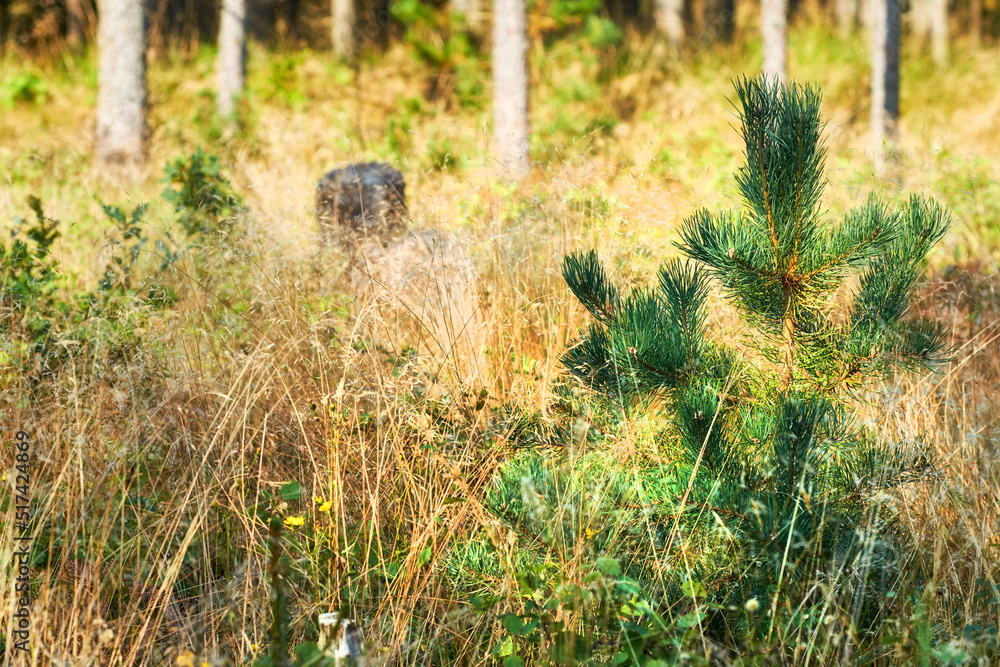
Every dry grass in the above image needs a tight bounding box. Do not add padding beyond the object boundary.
[1,20,999,666]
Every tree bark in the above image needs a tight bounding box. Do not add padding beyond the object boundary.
[910,0,931,49]
[452,0,483,29]
[969,0,980,47]
[217,0,246,119]
[717,0,735,42]
[67,0,88,46]
[870,0,899,171]
[96,0,147,165]
[493,0,530,177]
[279,0,299,42]
[836,0,857,36]
[654,0,685,46]
[762,0,788,84]
[332,0,355,60]
[929,0,947,66]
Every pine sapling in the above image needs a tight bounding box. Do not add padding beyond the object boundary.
[470,76,952,658]
[560,75,949,626]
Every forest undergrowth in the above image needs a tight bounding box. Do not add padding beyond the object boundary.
[1,20,999,667]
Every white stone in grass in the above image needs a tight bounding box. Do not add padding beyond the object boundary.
[318,613,364,664]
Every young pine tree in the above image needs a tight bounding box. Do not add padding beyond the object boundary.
[465,76,951,658]
[567,73,948,616]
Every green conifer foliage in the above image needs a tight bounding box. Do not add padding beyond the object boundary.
[564,74,949,577]
[469,76,952,658]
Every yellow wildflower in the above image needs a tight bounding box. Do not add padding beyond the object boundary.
[284,515,305,527]
[318,501,332,513]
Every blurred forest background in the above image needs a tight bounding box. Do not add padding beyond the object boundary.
[1,0,999,665]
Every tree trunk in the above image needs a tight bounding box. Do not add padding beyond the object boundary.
[452,0,483,29]
[217,0,246,119]
[836,0,857,36]
[96,0,147,165]
[969,0,980,47]
[67,0,88,46]
[331,0,354,60]
[910,0,931,48]
[762,0,788,84]
[493,0,530,177]
[718,0,735,42]
[0,1,8,55]
[279,0,299,42]
[870,0,899,170]
[654,0,685,46]
[929,0,947,66]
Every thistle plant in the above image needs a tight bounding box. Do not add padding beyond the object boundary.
[468,76,952,660]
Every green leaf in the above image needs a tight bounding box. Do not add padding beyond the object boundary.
[503,657,526,667]
[596,556,620,577]
[418,546,433,566]
[501,615,539,637]
[292,642,321,662]
[279,481,303,501]
[677,611,705,628]
[493,636,514,657]
[681,579,706,598]
[615,579,641,596]
[502,614,526,635]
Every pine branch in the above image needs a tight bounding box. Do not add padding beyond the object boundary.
[733,76,826,273]
[486,76,956,643]
[677,208,789,331]
[563,250,620,323]
[562,323,623,393]
[899,195,950,260]
[802,194,899,288]
[880,316,951,373]
[657,259,710,358]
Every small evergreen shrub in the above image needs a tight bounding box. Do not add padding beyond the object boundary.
[0,162,231,376]
[97,202,179,309]
[472,76,952,662]
[162,147,243,239]
[2,196,61,312]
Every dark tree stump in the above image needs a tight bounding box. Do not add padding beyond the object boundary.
[316,162,407,243]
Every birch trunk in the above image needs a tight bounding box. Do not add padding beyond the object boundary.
[217,0,246,119]
[96,0,147,164]
[654,0,684,46]
[910,0,931,48]
[331,0,354,60]
[493,0,530,177]
[870,0,899,170]
[452,0,483,29]
[929,0,947,66]
[761,0,788,84]
[836,0,857,36]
